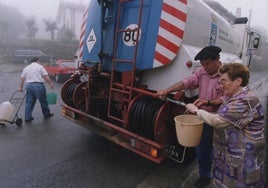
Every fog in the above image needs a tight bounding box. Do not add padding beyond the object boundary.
[217,0,268,32]
[0,0,267,32]
[0,0,87,20]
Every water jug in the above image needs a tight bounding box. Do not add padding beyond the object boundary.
[0,101,14,121]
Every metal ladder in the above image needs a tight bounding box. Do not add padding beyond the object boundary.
[107,0,144,126]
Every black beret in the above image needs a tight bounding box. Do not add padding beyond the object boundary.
[194,46,222,61]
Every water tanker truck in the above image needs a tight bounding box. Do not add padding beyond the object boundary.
[60,0,260,163]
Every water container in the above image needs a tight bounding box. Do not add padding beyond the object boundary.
[174,115,204,147]
[0,101,14,121]
[46,93,57,105]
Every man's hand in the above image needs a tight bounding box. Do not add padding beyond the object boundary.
[156,89,168,98]
[50,82,54,90]
[18,86,23,92]
[193,99,209,107]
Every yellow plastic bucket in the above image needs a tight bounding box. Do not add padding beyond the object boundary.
[46,93,57,105]
[174,115,204,147]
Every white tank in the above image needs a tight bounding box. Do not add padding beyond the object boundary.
[0,101,14,121]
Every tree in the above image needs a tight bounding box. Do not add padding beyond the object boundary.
[57,27,77,42]
[26,17,38,39]
[43,19,58,40]
[0,4,25,44]
[0,19,9,43]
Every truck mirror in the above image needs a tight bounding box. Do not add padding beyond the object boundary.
[253,37,260,49]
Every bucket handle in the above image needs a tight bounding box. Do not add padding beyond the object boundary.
[179,110,190,125]
[47,88,56,94]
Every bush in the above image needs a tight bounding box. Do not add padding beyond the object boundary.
[3,39,79,61]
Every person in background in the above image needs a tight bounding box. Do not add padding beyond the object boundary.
[18,57,54,122]
[186,63,265,187]
[157,46,224,188]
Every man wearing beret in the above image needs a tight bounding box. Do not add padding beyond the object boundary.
[157,46,224,188]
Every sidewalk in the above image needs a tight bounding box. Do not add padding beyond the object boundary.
[181,160,210,188]
[0,61,24,74]
[181,70,268,188]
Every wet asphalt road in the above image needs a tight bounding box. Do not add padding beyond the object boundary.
[0,65,196,188]
[0,63,267,188]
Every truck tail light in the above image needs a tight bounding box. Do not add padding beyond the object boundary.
[130,138,158,158]
[150,147,158,158]
[186,61,193,68]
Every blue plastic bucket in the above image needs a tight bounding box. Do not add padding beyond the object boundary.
[46,93,57,105]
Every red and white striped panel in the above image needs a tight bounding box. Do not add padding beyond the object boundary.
[153,0,187,68]
[78,6,89,59]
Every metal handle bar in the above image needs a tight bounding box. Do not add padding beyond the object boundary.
[164,97,186,107]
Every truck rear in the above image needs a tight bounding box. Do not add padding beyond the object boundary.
[60,0,260,163]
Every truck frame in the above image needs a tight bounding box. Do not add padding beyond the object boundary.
[60,0,260,163]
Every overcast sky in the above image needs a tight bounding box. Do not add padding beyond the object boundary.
[0,0,87,20]
[0,0,267,31]
[217,0,268,31]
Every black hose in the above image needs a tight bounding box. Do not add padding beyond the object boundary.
[128,95,165,140]
[63,83,79,107]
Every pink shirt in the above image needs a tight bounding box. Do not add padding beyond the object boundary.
[182,68,223,112]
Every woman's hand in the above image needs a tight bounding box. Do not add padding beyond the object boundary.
[186,103,198,114]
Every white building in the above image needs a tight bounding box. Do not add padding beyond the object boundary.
[56,1,87,40]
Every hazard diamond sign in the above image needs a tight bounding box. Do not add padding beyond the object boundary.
[86,29,97,53]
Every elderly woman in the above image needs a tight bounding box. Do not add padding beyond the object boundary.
[186,63,265,187]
